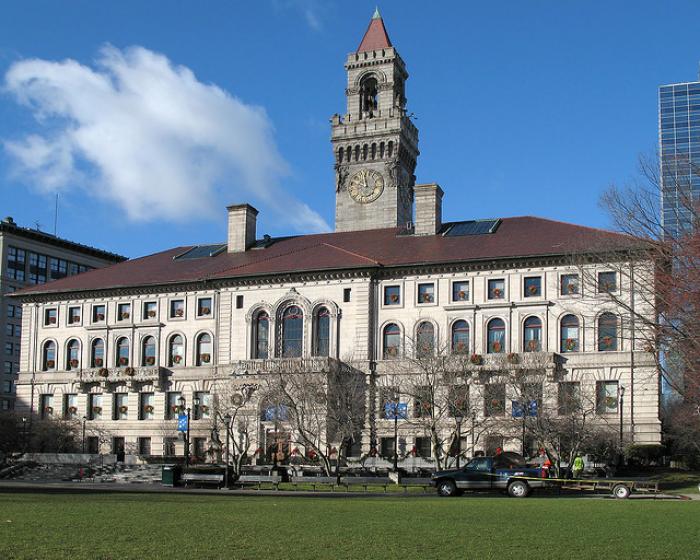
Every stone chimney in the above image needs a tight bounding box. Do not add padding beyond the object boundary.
[227,204,258,253]
[414,183,443,235]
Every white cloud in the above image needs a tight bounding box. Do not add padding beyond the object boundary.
[3,45,329,232]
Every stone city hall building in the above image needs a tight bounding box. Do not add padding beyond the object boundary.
[12,12,661,463]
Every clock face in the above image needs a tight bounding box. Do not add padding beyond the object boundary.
[348,169,384,204]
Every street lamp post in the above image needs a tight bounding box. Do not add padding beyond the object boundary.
[21,417,27,454]
[223,413,232,488]
[392,394,401,472]
[455,413,464,468]
[81,416,87,453]
[618,386,626,466]
[179,396,198,467]
[470,411,476,459]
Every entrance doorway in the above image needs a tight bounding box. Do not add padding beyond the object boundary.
[113,437,125,462]
[265,429,290,464]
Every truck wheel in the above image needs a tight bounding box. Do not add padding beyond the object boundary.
[436,479,457,497]
[612,484,630,499]
[507,480,530,498]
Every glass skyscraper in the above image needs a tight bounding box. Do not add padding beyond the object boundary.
[659,80,700,237]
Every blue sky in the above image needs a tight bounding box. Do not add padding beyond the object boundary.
[1,0,700,258]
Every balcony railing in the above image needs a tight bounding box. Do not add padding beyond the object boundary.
[229,357,339,376]
[78,366,164,388]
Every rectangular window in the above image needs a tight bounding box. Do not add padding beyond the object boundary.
[117,303,131,321]
[114,393,128,420]
[558,382,581,416]
[69,262,79,276]
[560,274,580,295]
[89,394,103,421]
[40,394,54,419]
[380,437,396,459]
[484,384,506,417]
[193,437,206,459]
[164,437,177,456]
[598,271,617,293]
[140,392,155,420]
[236,295,244,309]
[64,394,77,419]
[596,381,619,414]
[415,436,432,458]
[194,392,211,420]
[92,304,106,323]
[138,437,152,456]
[2,380,12,393]
[5,343,13,356]
[143,301,158,320]
[87,437,99,454]
[68,306,81,324]
[3,362,12,374]
[44,308,57,326]
[383,285,401,306]
[6,304,15,318]
[6,246,26,281]
[5,324,13,337]
[452,281,469,302]
[448,385,470,417]
[166,392,182,420]
[487,279,505,300]
[170,299,185,318]
[524,276,541,297]
[343,288,351,303]
[413,387,432,418]
[417,282,435,304]
[197,297,213,317]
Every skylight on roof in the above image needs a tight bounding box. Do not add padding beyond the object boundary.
[173,244,227,260]
[443,219,501,237]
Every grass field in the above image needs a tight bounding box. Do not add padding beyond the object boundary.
[1,492,699,560]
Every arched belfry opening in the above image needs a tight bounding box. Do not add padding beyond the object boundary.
[360,76,379,118]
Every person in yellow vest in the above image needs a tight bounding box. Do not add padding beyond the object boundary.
[572,455,585,479]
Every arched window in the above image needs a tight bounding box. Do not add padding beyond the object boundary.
[451,320,469,354]
[487,318,506,353]
[196,333,213,365]
[383,323,400,359]
[379,141,385,159]
[337,147,344,164]
[142,336,156,366]
[416,322,435,358]
[314,307,330,357]
[169,335,184,366]
[371,143,377,160]
[42,340,56,371]
[388,140,394,158]
[91,338,104,367]
[281,306,304,357]
[66,339,80,370]
[255,311,269,359]
[523,317,542,352]
[598,313,618,351]
[360,76,378,117]
[116,337,129,367]
[345,146,351,163]
[354,145,360,161]
[560,315,580,353]
[362,144,368,160]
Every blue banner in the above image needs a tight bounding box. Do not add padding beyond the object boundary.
[512,400,538,418]
[384,402,408,420]
[177,413,188,432]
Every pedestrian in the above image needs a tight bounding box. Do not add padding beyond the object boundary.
[572,455,585,479]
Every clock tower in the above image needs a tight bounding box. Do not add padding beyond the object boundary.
[331,9,419,232]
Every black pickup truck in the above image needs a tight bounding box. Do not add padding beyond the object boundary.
[431,454,547,497]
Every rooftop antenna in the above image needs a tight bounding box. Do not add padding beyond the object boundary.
[53,193,59,236]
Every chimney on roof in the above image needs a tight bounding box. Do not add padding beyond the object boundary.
[414,183,443,236]
[227,204,258,253]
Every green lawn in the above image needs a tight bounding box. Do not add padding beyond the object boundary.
[1,493,699,560]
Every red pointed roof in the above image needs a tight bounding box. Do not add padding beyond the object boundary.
[357,10,392,52]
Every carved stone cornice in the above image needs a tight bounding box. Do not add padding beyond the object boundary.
[78,366,166,390]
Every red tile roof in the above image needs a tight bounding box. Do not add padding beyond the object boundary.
[12,217,635,297]
[357,12,392,52]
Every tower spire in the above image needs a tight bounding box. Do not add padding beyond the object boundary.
[357,8,392,52]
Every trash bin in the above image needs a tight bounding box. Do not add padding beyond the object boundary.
[162,465,181,487]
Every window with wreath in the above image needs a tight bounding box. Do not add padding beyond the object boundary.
[115,337,129,367]
[64,394,78,419]
[484,384,506,416]
[255,311,269,359]
[523,316,542,352]
[383,323,400,359]
[560,315,580,353]
[281,306,303,358]
[451,320,469,354]
[169,335,184,366]
[596,381,619,414]
[314,307,330,357]
[140,392,155,420]
[414,386,433,418]
[66,339,80,370]
[91,338,105,367]
[597,271,617,294]
[598,313,618,351]
[487,318,505,353]
[448,385,470,417]
[488,279,505,300]
[558,382,581,416]
[142,336,156,366]
[417,283,435,304]
[524,276,541,298]
[415,322,435,358]
[560,273,579,296]
[42,340,56,371]
[196,333,213,365]
[114,393,128,420]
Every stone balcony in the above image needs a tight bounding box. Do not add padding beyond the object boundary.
[227,357,340,376]
[77,366,166,390]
